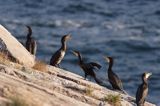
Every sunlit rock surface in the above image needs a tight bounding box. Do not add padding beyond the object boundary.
[0,24,155,106]
[0,63,155,106]
[0,25,35,67]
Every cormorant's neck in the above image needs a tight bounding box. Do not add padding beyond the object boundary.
[27,35,31,39]
[78,54,83,64]
[108,61,113,71]
[61,40,67,51]
[27,30,32,39]
[143,78,148,85]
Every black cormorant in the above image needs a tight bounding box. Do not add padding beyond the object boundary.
[50,34,71,67]
[136,72,152,106]
[72,50,102,84]
[25,26,37,55]
[104,56,124,92]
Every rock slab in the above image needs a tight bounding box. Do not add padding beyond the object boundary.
[0,63,156,106]
[0,25,35,67]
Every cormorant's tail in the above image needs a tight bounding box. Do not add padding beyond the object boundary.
[94,76,102,85]
[121,89,128,95]
[116,88,129,95]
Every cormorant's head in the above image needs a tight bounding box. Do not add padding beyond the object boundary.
[104,56,113,63]
[72,50,80,57]
[72,50,83,63]
[26,25,32,37]
[61,34,71,42]
[142,72,152,79]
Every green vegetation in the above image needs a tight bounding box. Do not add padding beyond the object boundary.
[85,86,94,96]
[104,94,121,106]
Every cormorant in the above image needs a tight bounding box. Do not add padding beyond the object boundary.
[104,56,124,92]
[25,26,37,55]
[50,34,71,67]
[136,72,152,106]
[72,50,102,84]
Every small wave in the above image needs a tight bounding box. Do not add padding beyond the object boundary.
[29,19,93,28]
[105,39,159,54]
[62,2,117,18]
[102,21,126,30]
[62,4,92,13]
[53,20,83,28]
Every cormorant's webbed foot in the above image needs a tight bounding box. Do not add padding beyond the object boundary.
[56,64,61,68]
[87,76,92,81]
[84,74,87,80]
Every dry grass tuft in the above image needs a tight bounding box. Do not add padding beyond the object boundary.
[104,94,121,106]
[9,96,28,106]
[0,52,10,66]
[32,60,47,72]
[13,63,23,70]
[0,52,23,70]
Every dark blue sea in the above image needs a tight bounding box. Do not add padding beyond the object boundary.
[0,0,160,104]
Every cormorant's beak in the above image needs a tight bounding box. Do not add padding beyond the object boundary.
[103,56,110,63]
[66,34,71,40]
[71,50,78,56]
[146,72,152,79]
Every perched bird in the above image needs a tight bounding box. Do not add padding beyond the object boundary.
[104,56,125,92]
[50,34,71,67]
[136,72,152,106]
[25,26,37,55]
[72,50,102,84]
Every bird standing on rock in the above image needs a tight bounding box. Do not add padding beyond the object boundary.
[136,72,152,106]
[50,34,71,67]
[104,56,125,93]
[72,50,102,84]
[25,26,37,56]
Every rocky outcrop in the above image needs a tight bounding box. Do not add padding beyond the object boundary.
[0,25,35,67]
[0,63,156,106]
[0,25,156,106]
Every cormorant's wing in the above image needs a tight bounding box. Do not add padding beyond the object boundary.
[136,84,143,104]
[89,62,102,69]
[109,71,123,90]
[136,84,148,104]
[31,40,37,55]
[50,49,62,65]
[26,39,32,53]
